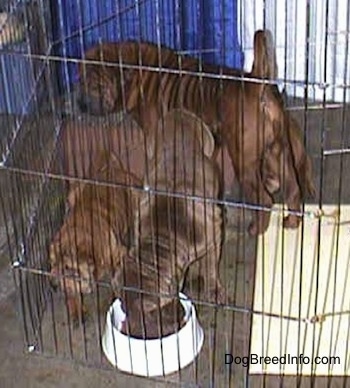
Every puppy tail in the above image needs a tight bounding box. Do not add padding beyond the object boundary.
[251,29,278,80]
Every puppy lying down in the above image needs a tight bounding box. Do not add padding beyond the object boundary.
[49,153,142,324]
[112,109,224,339]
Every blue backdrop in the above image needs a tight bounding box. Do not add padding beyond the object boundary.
[53,0,244,91]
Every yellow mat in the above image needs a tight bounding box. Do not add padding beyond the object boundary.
[250,205,350,376]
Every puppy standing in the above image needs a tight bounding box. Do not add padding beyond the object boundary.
[78,34,284,235]
[49,154,142,324]
[112,110,224,338]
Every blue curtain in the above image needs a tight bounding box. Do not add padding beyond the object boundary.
[53,0,244,90]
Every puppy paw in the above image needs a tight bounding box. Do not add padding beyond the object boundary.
[67,297,88,328]
[248,222,259,236]
[248,219,268,236]
[215,289,226,305]
[72,309,89,328]
[248,210,271,236]
[208,285,226,305]
[283,215,301,229]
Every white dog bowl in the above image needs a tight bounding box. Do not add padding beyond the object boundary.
[102,292,204,377]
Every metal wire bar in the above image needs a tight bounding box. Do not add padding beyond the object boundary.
[0,163,325,226]
[0,0,350,386]
[7,46,350,92]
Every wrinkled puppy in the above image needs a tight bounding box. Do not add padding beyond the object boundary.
[78,32,285,236]
[112,110,224,338]
[50,154,141,324]
[54,113,147,189]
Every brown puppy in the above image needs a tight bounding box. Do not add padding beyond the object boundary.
[54,114,147,188]
[112,110,224,338]
[78,33,283,235]
[49,154,141,324]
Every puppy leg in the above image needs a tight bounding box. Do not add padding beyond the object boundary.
[207,258,225,304]
[280,150,303,229]
[239,170,273,236]
[283,214,301,229]
[66,294,87,326]
[223,133,273,235]
[202,236,225,304]
[283,181,302,229]
[214,144,236,195]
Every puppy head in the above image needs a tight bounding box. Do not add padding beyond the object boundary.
[111,252,157,305]
[49,232,95,295]
[78,65,117,115]
[121,297,184,339]
[112,258,182,339]
[78,43,133,115]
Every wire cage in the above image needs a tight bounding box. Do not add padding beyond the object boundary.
[1,0,350,386]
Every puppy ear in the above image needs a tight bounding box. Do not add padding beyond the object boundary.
[197,121,215,158]
[251,29,278,79]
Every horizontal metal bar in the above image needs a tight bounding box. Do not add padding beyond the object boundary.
[324,148,350,156]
